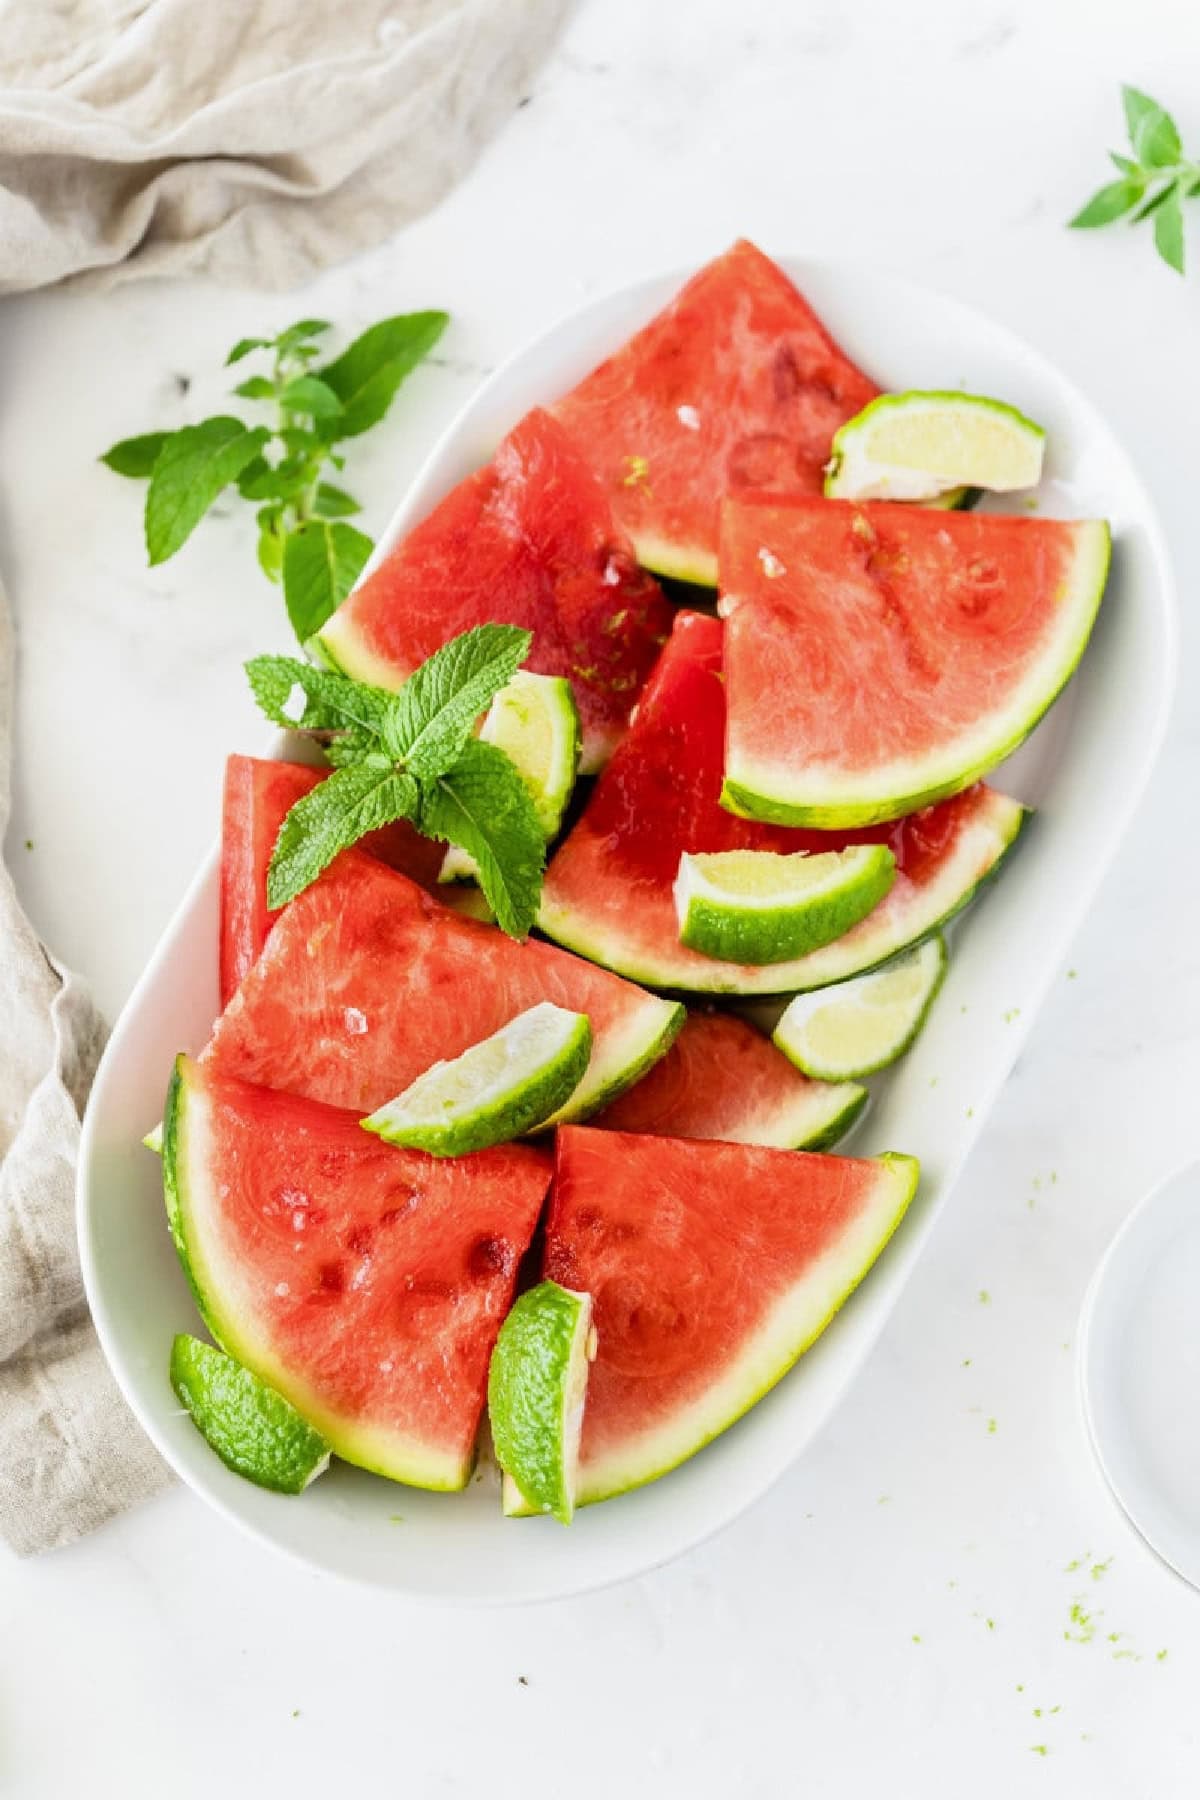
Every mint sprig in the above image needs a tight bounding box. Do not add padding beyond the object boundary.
[101,310,448,641]
[246,624,545,937]
[1071,85,1198,273]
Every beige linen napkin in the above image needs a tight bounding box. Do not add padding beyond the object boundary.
[0,0,568,1551]
[0,0,569,292]
[0,581,171,1551]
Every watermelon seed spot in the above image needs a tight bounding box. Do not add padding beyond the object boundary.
[344,1007,368,1036]
[676,404,701,431]
[274,1282,290,1297]
[379,1359,394,1374]
[469,1236,512,1279]
[757,547,786,579]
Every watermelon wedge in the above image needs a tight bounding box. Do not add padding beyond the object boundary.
[594,1009,864,1150]
[538,612,1026,994]
[549,240,878,586]
[719,496,1109,827]
[204,852,683,1120]
[315,408,673,772]
[164,1056,552,1490]
[544,1127,918,1504]
[220,754,445,1004]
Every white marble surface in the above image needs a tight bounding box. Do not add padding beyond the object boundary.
[3,0,1200,1792]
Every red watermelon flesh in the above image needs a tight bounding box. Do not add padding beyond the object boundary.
[549,239,878,586]
[220,754,446,1004]
[204,851,683,1120]
[165,1055,552,1489]
[719,496,1109,827]
[314,408,673,772]
[544,1126,918,1502]
[538,611,1026,994]
[593,1008,864,1150]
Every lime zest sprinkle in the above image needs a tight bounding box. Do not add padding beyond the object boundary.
[621,454,651,489]
[987,1418,998,1434]
[1031,1745,1048,1757]
[978,1289,991,1305]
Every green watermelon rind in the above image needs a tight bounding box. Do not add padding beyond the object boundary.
[720,520,1109,829]
[541,998,686,1128]
[538,791,1028,997]
[163,1055,476,1493]
[634,530,720,591]
[794,1083,869,1150]
[576,1151,920,1507]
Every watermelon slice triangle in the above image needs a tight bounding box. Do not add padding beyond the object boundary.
[314,408,673,772]
[549,239,879,586]
[594,1008,864,1150]
[220,754,445,1005]
[204,852,683,1119]
[164,1056,553,1490]
[719,496,1109,827]
[543,1126,918,1504]
[538,611,1026,994]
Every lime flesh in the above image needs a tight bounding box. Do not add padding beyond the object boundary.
[773,935,947,1080]
[489,1281,594,1524]
[825,390,1045,503]
[362,1002,592,1155]
[674,844,896,965]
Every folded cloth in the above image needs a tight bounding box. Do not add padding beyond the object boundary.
[0,579,172,1553]
[0,0,569,293]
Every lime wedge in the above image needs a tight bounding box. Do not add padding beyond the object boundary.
[773,935,947,1079]
[825,391,1045,503]
[170,1334,330,1495]
[674,845,896,966]
[361,1001,592,1155]
[489,1281,595,1523]
[441,671,581,882]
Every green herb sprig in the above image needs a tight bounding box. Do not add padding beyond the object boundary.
[246,624,544,938]
[101,311,448,643]
[1070,85,1198,274]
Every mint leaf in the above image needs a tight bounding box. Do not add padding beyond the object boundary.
[313,482,361,518]
[1110,151,1140,176]
[145,417,268,564]
[245,654,391,748]
[317,311,448,439]
[275,319,332,355]
[267,758,418,909]
[1123,85,1181,167]
[279,375,342,421]
[382,624,531,779]
[282,520,373,643]
[1130,180,1177,223]
[1069,178,1145,228]
[1154,185,1186,271]
[226,336,271,366]
[233,375,275,401]
[100,431,171,478]
[257,521,284,583]
[418,739,545,939]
